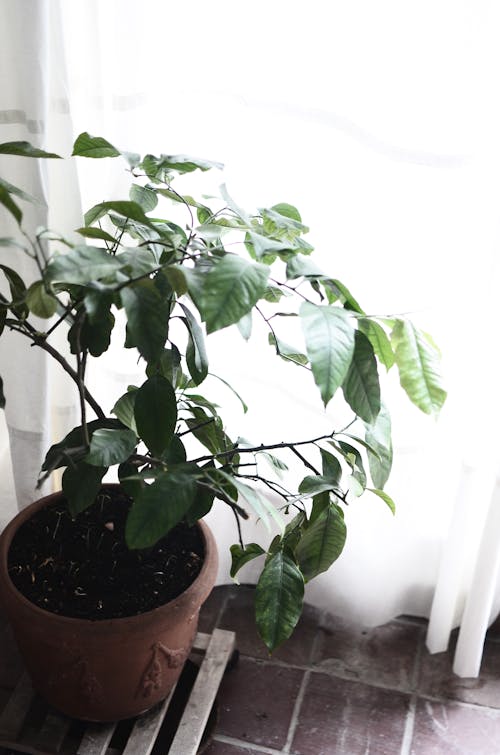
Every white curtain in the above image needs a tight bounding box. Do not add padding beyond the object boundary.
[1,0,500,676]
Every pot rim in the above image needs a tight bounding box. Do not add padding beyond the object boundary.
[0,483,218,631]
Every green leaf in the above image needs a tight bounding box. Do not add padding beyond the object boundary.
[364,403,393,490]
[391,319,447,415]
[298,475,342,497]
[112,388,138,433]
[146,346,182,386]
[75,227,117,243]
[320,449,342,486]
[230,543,265,580]
[310,491,331,523]
[121,280,170,362]
[262,286,285,303]
[0,376,5,409]
[255,551,304,652]
[268,333,308,367]
[367,487,396,515]
[192,255,269,334]
[0,177,39,205]
[25,281,57,318]
[62,462,107,516]
[0,264,27,317]
[255,450,288,476]
[68,309,115,357]
[300,302,356,406]
[72,132,120,158]
[156,187,211,215]
[84,200,154,228]
[342,330,381,423]
[281,510,308,552]
[229,476,284,533]
[184,481,215,526]
[134,375,177,456]
[85,427,137,466]
[41,419,122,472]
[125,468,198,549]
[140,153,223,178]
[208,373,248,413]
[358,318,395,371]
[0,185,22,224]
[271,202,303,222]
[0,141,61,158]
[336,440,367,488]
[180,303,208,386]
[46,246,122,285]
[236,311,252,340]
[118,248,160,278]
[295,503,347,581]
[185,406,232,456]
[0,237,29,251]
[118,461,144,501]
[286,253,324,279]
[323,279,365,313]
[130,184,158,212]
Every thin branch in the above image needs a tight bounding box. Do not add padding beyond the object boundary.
[29,332,105,419]
[255,304,311,372]
[231,505,244,549]
[163,182,195,228]
[178,417,215,437]
[290,446,320,475]
[269,277,313,303]
[45,300,78,337]
[129,453,167,467]
[73,315,89,446]
[190,431,337,465]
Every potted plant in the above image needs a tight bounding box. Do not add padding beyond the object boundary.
[0,133,446,721]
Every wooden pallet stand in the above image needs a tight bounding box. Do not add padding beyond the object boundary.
[0,628,236,755]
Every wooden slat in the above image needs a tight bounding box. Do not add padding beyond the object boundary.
[192,632,210,652]
[0,672,34,740]
[0,628,235,755]
[37,711,71,752]
[168,629,235,755]
[76,722,116,755]
[122,684,177,755]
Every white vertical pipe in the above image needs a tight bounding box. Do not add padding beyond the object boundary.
[453,477,500,677]
[426,463,479,654]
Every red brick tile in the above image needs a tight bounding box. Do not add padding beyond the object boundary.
[218,585,321,664]
[486,615,500,641]
[313,614,423,692]
[418,638,500,708]
[198,585,233,634]
[215,657,304,749]
[291,673,409,755]
[411,699,500,754]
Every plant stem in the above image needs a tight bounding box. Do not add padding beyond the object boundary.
[73,314,89,446]
[290,446,320,475]
[29,331,105,420]
[190,431,338,465]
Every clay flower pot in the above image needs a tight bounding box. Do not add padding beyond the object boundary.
[0,487,218,722]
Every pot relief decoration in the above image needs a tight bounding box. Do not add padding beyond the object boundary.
[48,656,103,705]
[138,642,188,698]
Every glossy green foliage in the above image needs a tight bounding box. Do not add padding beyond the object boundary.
[0,131,447,652]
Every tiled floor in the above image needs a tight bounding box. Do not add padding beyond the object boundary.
[198,585,500,755]
[2,584,500,753]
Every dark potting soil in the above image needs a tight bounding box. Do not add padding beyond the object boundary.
[7,487,205,620]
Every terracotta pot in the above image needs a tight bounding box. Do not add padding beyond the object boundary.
[0,485,218,722]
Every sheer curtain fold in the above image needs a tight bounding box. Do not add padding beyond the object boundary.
[1,0,500,676]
